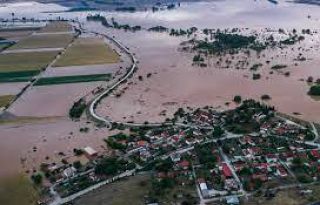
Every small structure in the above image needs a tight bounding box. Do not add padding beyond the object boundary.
[63,167,76,178]
[198,179,209,198]
[170,153,181,162]
[226,196,240,205]
[83,146,98,159]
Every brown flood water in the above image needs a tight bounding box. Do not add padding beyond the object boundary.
[87,24,320,124]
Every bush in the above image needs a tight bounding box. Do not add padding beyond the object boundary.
[233,95,242,103]
[31,173,43,185]
[252,73,261,80]
[308,85,320,96]
[261,94,271,100]
[69,98,86,119]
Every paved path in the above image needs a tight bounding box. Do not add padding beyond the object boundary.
[310,122,319,142]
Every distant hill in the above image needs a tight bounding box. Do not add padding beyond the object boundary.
[0,0,195,10]
[293,0,320,5]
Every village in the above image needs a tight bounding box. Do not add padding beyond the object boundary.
[31,99,320,205]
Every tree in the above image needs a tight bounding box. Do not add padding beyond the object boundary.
[308,85,320,96]
[212,126,224,138]
[95,157,125,176]
[31,173,43,185]
[233,95,242,103]
[73,161,82,170]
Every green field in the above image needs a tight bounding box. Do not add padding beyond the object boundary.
[9,34,74,49]
[53,37,119,67]
[34,74,111,86]
[0,70,39,82]
[0,43,13,51]
[0,51,59,72]
[0,95,15,107]
[38,21,73,33]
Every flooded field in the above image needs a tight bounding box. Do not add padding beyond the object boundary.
[0,118,112,176]
[7,81,103,117]
[0,0,320,176]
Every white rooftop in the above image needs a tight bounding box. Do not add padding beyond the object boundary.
[83,146,97,156]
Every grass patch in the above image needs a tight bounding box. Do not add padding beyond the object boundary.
[9,34,74,49]
[0,175,39,205]
[0,51,58,72]
[34,74,111,86]
[0,95,15,107]
[38,21,73,33]
[0,70,39,82]
[73,174,151,205]
[53,37,119,67]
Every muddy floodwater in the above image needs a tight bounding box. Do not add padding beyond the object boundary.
[0,0,320,175]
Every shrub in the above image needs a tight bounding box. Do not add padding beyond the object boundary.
[308,85,320,96]
[233,95,242,103]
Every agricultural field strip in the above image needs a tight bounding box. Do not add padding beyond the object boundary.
[1,28,77,108]
[0,51,60,72]
[34,74,111,86]
[52,37,120,67]
[0,94,15,107]
[8,33,74,50]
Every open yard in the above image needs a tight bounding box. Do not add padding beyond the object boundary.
[0,51,59,72]
[38,21,73,33]
[9,33,74,49]
[53,37,119,67]
[245,184,320,205]
[73,174,151,205]
[0,95,14,107]
[0,175,39,205]
[34,73,111,86]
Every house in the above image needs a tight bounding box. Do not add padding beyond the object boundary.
[199,181,209,198]
[310,150,320,159]
[83,146,98,159]
[177,160,190,170]
[137,140,148,147]
[277,166,288,177]
[170,153,181,162]
[221,163,233,178]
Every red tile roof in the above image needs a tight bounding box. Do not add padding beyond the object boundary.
[222,163,233,178]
